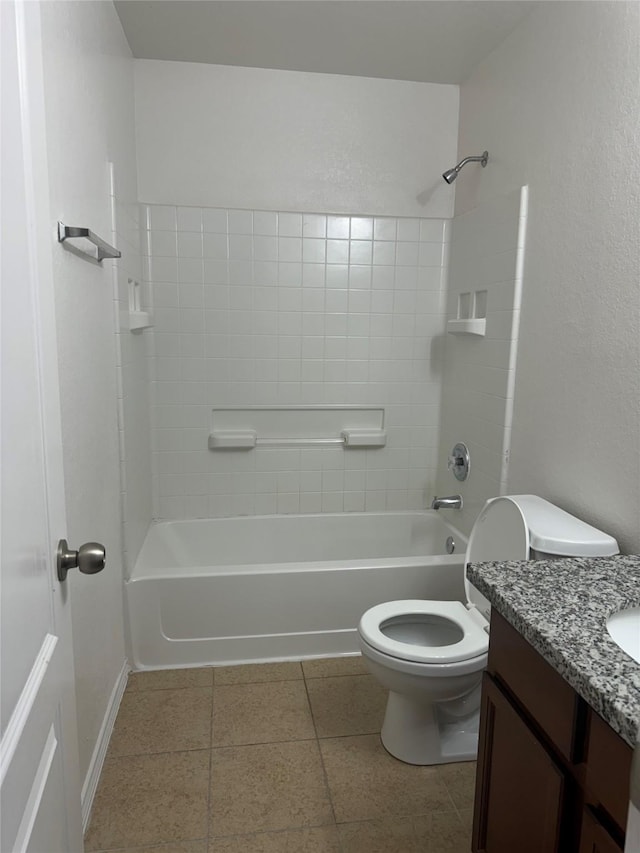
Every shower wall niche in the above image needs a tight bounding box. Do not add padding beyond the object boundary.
[143,205,450,519]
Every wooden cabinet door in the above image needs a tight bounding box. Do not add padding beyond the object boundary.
[473,673,565,853]
[579,808,624,853]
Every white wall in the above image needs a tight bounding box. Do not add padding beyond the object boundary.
[134,60,459,219]
[144,204,448,517]
[40,0,136,784]
[456,2,640,553]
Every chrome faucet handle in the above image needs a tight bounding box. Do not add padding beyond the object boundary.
[447,443,470,482]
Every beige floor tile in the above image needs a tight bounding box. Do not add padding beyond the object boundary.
[438,761,477,810]
[84,750,210,851]
[306,674,387,738]
[92,842,207,853]
[457,808,473,834]
[108,687,212,756]
[302,656,368,679]
[213,662,303,685]
[338,817,420,853]
[319,734,455,823]
[127,668,214,691]
[213,680,315,746]
[413,811,474,852]
[209,825,340,852]
[210,740,333,836]
[338,812,471,853]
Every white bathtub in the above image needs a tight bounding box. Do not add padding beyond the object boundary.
[126,511,467,669]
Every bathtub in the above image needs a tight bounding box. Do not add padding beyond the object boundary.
[126,511,467,669]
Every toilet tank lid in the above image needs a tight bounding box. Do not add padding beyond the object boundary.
[507,495,619,557]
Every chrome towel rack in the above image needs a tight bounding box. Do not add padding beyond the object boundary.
[57,222,121,262]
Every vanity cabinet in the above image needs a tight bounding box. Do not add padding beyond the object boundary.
[472,612,632,853]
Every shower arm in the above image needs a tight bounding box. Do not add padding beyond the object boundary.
[455,152,488,170]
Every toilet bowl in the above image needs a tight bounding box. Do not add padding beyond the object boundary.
[357,494,619,766]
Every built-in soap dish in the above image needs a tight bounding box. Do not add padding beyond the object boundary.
[129,311,153,332]
[128,278,153,332]
[447,290,487,337]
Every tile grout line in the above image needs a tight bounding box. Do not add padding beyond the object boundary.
[92,837,208,853]
[208,820,338,845]
[301,667,342,841]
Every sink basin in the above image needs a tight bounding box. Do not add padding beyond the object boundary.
[606,607,640,664]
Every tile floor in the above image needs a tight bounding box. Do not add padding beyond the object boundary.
[85,657,475,852]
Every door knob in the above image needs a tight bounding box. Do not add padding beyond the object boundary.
[57,539,106,582]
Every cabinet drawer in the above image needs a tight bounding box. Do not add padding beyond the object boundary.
[585,710,632,832]
[488,612,580,762]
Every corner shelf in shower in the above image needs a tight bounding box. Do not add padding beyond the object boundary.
[447,318,486,337]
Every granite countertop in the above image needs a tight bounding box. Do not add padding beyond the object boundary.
[467,555,640,746]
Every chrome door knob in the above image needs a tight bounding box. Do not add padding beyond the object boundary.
[57,539,106,581]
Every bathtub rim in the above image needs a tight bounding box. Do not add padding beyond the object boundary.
[128,552,465,582]
[130,509,468,581]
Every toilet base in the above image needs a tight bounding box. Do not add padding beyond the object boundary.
[380,690,479,766]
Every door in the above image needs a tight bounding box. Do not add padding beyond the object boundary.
[472,673,565,853]
[1,1,84,850]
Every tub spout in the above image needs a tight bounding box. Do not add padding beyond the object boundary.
[431,495,463,511]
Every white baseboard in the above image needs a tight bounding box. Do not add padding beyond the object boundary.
[81,661,129,833]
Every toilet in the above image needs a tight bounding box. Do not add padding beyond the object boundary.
[357,494,619,766]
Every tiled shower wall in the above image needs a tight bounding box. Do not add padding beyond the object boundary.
[435,187,527,535]
[143,206,449,518]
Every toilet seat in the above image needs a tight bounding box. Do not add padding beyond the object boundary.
[358,599,489,665]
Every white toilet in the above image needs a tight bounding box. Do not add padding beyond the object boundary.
[357,494,619,766]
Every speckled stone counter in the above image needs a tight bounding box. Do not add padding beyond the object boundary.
[467,555,640,746]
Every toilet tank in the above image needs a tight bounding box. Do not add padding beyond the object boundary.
[507,495,619,559]
[464,495,619,623]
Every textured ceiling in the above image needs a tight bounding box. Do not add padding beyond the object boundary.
[114,1,536,84]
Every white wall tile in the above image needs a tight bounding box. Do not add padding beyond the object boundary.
[302,214,327,238]
[374,218,397,241]
[149,205,177,231]
[253,211,278,235]
[302,263,325,288]
[146,203,447,519]
[278,212,303,237]
[203,209,228,233]
[204,234,228,260]
[177,206,202,232]
[326,240,349,264]
[150,230,178,257]
[397,219,420,242]
[178,258,204,283]
[327,216,350,239]
[228,209,253,233]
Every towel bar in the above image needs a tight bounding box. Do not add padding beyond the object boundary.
[57,222,121,262]
[208,430,387,450]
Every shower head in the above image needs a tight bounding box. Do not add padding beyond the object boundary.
[442,151,489,184]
